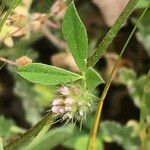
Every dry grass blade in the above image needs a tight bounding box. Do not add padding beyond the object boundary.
[0,0,6,17]
[0,0,22,31]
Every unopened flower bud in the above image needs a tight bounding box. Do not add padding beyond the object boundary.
[59,86,69,95]
[15,56,32,66]
[52,106,60,113]
[59,108,65,113]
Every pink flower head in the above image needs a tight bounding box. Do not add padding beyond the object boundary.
[59,86,69,95]
[52,106,60,113]
[64,97,74,104]
[52,99,62,106]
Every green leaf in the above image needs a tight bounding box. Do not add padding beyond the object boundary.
[136,0,149,9]
[64,128,103,150]
[119,68,150,108]
[119,68,136,81]
[100,121,140,150]
[136,11,150,55]
[62,2,88,73]
[86,67,104,91]
[73,134,103,150]
[17,63,82,85]
[25,124,75,150]
[88,0,140,67]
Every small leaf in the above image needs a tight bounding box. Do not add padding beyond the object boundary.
[86,67,104,91]
[100,121,140,150]
[119,68,149,108]
[136,11,150,55]
[62,2,88,73]
[25,124,75,150]
[17,63,82,85]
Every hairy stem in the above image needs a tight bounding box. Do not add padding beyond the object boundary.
[5,112,54,150]
[88,4,150,150]
[0,57,17,66]
[24,116,53,150]
[88,0,139,67]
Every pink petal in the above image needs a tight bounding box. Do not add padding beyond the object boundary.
[59,108,65,113]
[52,106,60,113]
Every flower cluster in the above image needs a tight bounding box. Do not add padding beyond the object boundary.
[51,85,96,122]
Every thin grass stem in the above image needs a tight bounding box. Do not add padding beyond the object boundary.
[88,4,150,150]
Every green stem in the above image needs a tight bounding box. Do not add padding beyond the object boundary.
[88,4,150,150]
[88,0,139,67]
[24,116,53,150]
[5,112,54,150]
